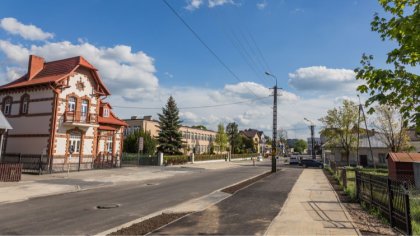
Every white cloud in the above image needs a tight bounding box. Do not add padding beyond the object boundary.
[164,72,174,78]
[0,17,53,41]
[185,0,203,11]
[288,66,358,92]
[0,40,159,95]
[208,0,235,8]
[256,1,267,10]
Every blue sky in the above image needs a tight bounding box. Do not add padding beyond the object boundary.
[0,0,392,139]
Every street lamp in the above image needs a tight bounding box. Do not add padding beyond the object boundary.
[265,72,278,173]
[304,118,316,160]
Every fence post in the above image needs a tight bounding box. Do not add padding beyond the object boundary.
[387,178,394,227]
[403,187,412,235]
[342,167,347,189]
[39,155,42,175]
[369,174,373,205]
[18,153,22,164]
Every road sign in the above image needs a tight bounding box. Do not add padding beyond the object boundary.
[138,137,144,151]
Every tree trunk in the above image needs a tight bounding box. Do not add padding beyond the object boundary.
[346,150,350,166]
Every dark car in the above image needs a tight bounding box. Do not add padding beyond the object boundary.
[299,159,323,168]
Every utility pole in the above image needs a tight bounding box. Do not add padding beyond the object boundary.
[304,118,316,160]
[265,72,278,173]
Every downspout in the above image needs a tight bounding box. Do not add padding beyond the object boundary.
[48,83,60,173]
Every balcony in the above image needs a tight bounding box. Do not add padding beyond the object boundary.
[63,111,98,128]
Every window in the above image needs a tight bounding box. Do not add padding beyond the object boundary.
[107,136,113,153]
[21,95,30,114]
[3,97,12,115]
[81,100,88,121]
[103,108,109,117]
[69,131,81,154]
[68,97,76,112]
[378,153,386,164]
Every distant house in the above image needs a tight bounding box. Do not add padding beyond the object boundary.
[239,129,264,153]
[387,152,420,183]
[124,116,217,154]
[0,55,127,172]
[407,128,420,152]
[324,134,390,167]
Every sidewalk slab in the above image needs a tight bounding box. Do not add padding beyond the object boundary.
[265,169,359,235]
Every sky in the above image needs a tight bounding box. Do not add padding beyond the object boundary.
[0,0,393,139]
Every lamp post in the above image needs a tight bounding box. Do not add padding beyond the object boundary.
[304,118,316,160]
[265,72,278,173]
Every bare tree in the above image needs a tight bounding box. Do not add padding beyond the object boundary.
[372,105,411,152]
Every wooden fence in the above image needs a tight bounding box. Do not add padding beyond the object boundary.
[0,163,22,182]
[355,170,412,235]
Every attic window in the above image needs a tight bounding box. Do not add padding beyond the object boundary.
[103,108,109,117]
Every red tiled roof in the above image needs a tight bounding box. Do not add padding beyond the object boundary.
[98,100,127,127]
[98,125,117,131]
[387,152,420,163]
[0,55,110,95]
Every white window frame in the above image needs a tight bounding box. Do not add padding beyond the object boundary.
[22,96,29,114]
[68,97,76,112]
[103,108,109,117]
[3,99,11,115]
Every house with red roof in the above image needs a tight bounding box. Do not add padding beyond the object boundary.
[0,55,127,172]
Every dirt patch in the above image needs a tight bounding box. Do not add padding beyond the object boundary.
[221,171,272,194]
[323,170,400,235]
[108,212,190,235]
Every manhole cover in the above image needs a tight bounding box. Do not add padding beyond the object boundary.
[96,204,120,209]
[146,183,157,186]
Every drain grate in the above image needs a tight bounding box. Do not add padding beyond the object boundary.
[97,204,120,209]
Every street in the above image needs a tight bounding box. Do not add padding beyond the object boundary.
[0,162,275,235]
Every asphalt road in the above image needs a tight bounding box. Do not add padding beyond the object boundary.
[153,167,303,235]
[0,163,273,235]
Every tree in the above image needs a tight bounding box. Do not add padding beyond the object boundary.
[123,129,157,155]
[372,105,411,152]
[241,135,255,153]
[293,139,307,154]
[191,125,207,130]
[355,0,419,129]
[215,123,228,153]
[157,96,183,155]
[226,122,241,154]
[319,100,359,166]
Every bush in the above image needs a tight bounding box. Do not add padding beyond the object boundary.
[164,155,188,165]
[194,154,227,161]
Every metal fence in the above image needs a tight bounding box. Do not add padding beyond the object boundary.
[1,153,49,174]
[121,153,158,166]
[0,163,22,182]
[93,153,120,169]
[355,170,412,235]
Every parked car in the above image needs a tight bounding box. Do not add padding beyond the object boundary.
[288,156,299,165]
[299,159,323,168]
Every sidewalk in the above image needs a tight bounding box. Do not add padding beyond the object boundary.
[265,169,359,235]
[0,161,245,204]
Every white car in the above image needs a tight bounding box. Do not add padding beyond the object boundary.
[257,155,263,161]
[288,156,299,165]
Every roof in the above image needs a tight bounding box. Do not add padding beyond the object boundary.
[98,101,127,127]
[98,125,117,131]
[0,55,110,95]
[387,152,420,163]
[241,129,261,139]
[0,111,12,130]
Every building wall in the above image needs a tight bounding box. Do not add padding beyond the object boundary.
[328,147,390,166]
[0,88,54,155]
[124,117,217,154]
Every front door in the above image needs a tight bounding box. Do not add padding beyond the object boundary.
[360,155,368,167]
[68,131,82,165]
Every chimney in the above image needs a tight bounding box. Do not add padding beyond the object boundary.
[144,116,152,121]
[27,55,44,80]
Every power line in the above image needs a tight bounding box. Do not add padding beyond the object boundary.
[112,96,270,110]
[161,0,261,98]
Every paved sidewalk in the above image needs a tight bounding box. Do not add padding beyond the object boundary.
[0,160,252,204]
[265,169,360,235]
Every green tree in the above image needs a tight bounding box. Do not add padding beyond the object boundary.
[293,139,307,154]
[373,105,412,152]
[226,122,241,154]
[215,123,228,153]
[355,0,419,129]
[191,125,207,130]
[157,96,183,155]
[123,129,157,155]
[241,135,255,153]
[319,100,360,166]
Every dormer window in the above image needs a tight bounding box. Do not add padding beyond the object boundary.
[103,108,109,117]
[21,94,30,114]
[3,97,12,115]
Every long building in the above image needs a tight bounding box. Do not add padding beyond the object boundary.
[0,55,127,171]
[124,116,217,154]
